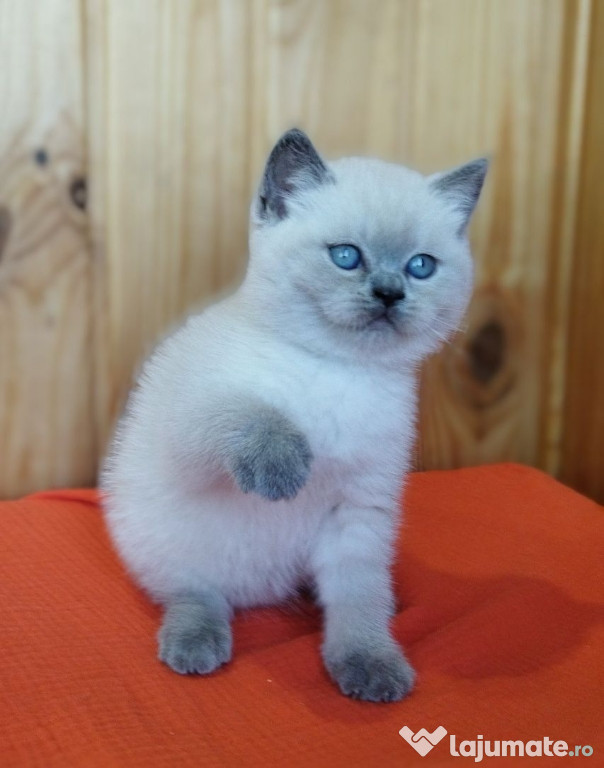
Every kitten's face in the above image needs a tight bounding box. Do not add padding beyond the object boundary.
[248,131,486,363]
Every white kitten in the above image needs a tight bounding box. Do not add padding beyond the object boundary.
[101,130,487,702]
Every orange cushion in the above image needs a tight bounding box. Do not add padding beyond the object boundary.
[1,464,603,766]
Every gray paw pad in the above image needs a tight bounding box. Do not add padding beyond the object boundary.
[327,649,416,702]
[231,424,312,501]
[158,615,232,675]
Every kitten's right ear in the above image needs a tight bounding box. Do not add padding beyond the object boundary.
[256,129,332,222]
[429,157,489,232]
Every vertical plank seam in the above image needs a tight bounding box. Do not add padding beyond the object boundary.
[542,0,592,476]
[77,0,100,483]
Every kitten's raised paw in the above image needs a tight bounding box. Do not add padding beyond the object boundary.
[325,647,416,702]
[158,610,232,675]
[231,416,312,501]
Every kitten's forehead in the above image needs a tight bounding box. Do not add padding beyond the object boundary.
[317,156,457,247]
[330,156,425,191]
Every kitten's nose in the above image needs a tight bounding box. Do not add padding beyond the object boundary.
[372,285,405,307]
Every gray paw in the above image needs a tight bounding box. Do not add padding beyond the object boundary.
[325,647,416,702]
[230,417,312,501]
[158,612,232,675]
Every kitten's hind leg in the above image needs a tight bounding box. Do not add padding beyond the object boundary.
[158,589,232,675]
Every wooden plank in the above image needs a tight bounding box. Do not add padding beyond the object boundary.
[86,0,254,453]
[0,0,94,498]
[560,0,604,502]
[539,0,591,477]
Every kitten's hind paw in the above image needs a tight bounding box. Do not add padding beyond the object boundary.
[325,646,416,703]
[230,412,312,501]
[158,598,232,675]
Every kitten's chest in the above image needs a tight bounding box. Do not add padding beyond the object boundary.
[276,360,416,464]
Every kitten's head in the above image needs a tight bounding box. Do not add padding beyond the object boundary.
[248,129,487,364]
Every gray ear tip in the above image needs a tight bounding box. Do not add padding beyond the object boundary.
[277,127,314,149]
[283,127,308,138]
[468,157,489,179]
[457,156,490,189]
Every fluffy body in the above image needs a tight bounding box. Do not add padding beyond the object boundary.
[103,299,415,606]
[101,132,485,702]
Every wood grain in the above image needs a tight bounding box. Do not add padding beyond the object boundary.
[0,0,95,498]
[86,0,255,453]
[1,0,602,500]
[539,0,592,478]
[560,0,604,501]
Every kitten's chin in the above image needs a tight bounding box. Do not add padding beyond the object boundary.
[324,307,405,340]
[361,312,445,359]
[364,310,407,338]
[365,313,396,331]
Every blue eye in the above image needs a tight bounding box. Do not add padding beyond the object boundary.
[405,254,437,279]
[328,244,362,270]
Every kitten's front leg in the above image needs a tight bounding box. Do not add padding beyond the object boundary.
[311,505,415,702]
[218,400,313,501]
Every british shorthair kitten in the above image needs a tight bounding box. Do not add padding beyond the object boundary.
[101,129,487,702]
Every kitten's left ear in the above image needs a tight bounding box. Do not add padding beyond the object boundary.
[429,158,489,231]
[256,129,333,222]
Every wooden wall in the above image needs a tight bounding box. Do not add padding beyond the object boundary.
[0,0,602,501]
[0,1,94,498]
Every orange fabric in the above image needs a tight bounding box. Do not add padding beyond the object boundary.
[1,464,603,767]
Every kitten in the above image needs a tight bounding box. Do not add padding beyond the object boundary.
[101,129,487,702]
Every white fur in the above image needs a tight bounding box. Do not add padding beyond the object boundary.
[101,150,477,613]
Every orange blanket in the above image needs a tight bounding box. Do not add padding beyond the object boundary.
[1,464,602,766]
